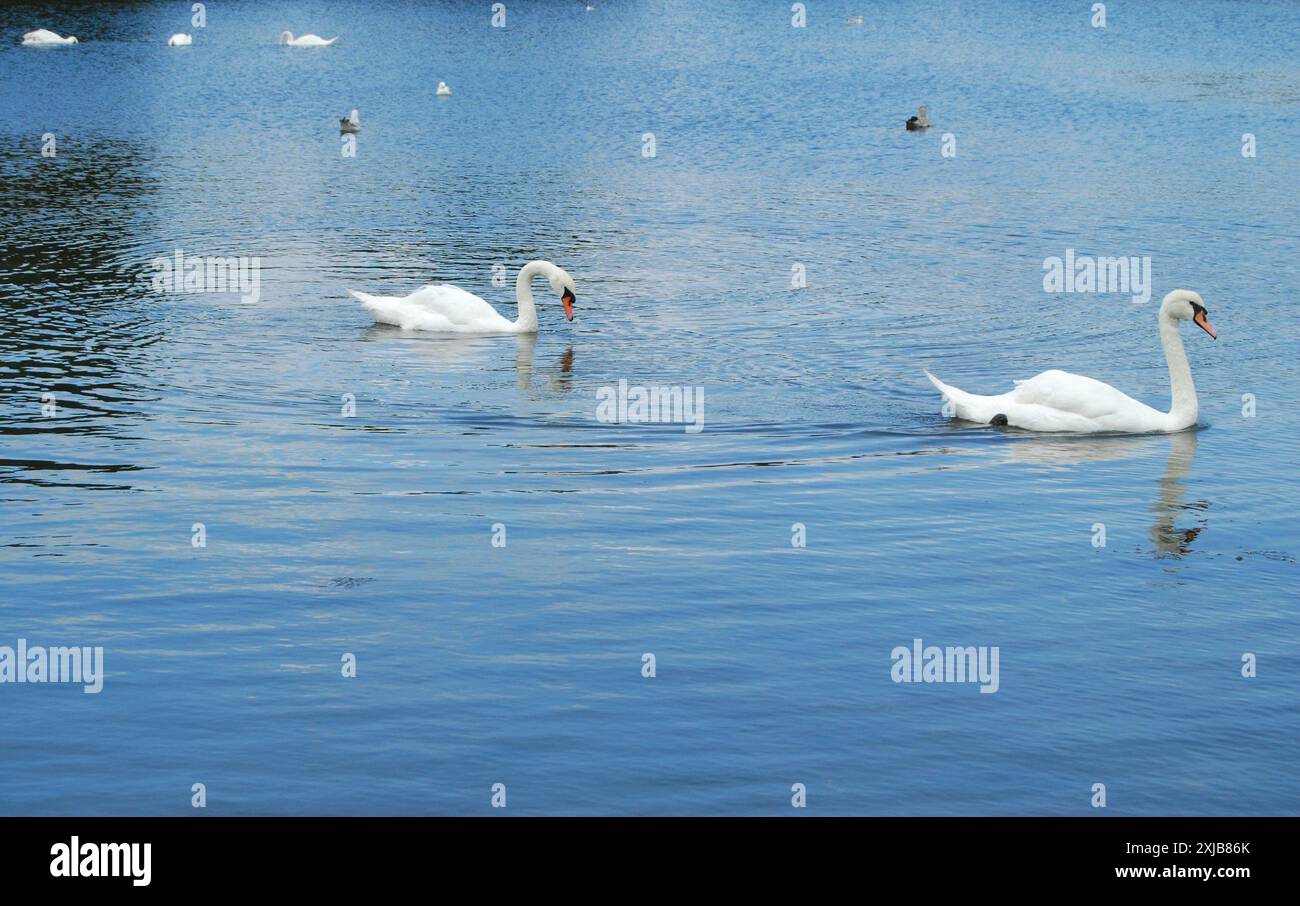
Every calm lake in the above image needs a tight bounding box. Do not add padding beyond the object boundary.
[1,0,1297,815]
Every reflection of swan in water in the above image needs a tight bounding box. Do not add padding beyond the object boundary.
[363,326,499,365]
[1002,430,1206,556]
[510,336,576,392]
[513,332,536,391]
[1001,432,1162,468]
[509,337,574,392]
[1149,430,1206,557]
[548,346,575,392]
[511,337,575,392]
[361,327,573,392]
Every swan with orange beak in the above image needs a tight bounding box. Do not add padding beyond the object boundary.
[350,260,578,334]
[925,289,1218,433]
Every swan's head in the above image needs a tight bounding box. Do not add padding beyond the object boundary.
[1161,289,1216,340]
[279,31,293,44]
[546,264,578,321]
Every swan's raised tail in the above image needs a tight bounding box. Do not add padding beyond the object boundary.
[923,369,951,395]
[349,289,404,327]
[348,288,379,309]
[924,369,1003,424]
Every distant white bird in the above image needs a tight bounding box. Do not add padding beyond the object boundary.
[340,109,359,133]
[350,260,578,334]
[924,290,1218,434]
[437,81,452,96]
[847,15,865,25]
[279,31,337,47]
[167,33,192,46]
[22,29,78,46]
[906,105,930,130]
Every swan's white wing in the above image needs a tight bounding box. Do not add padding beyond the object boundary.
[927,368,1174,433]
[404,284,508,326]
[349,290,449,330]
[350,284,514,333]
[1009,370,1148,421]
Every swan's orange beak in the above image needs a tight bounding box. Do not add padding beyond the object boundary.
[561,288,575,322]
[1193,308,1216,339]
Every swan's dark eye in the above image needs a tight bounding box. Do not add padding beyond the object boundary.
[562,288,575,305]
[1190,301,1207,317]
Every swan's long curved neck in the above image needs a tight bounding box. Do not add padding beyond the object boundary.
[1160,312,1197,428]
[513,260,550,331]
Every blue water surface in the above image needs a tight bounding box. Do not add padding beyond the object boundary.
[1,0,1297,815]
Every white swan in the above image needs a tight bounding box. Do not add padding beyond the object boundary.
[167,33,192,46]
[340,109,359,132]
[906,105,930,130]
[279,31,337,46]
[437,81,452,96]
[22,29,78,46]
[925,290,1217,433]
[350,260,577,334]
